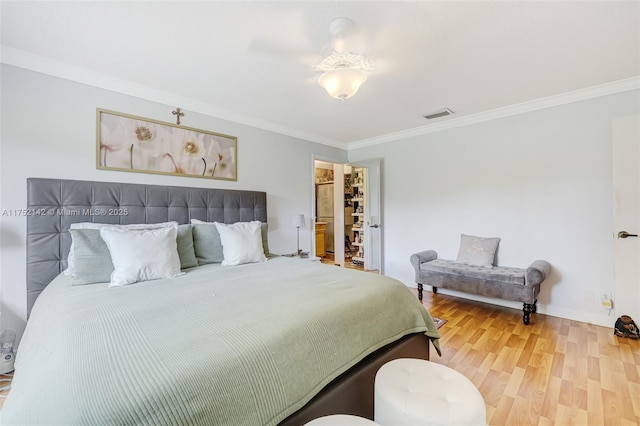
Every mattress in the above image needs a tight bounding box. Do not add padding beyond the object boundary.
[2,257,440,425]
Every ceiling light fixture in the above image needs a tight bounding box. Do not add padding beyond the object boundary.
[318,64,368,102]
[316,18,375,103]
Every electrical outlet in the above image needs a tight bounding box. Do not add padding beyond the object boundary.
[601,294,613,309]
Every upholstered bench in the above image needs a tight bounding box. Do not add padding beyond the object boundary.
[374,358,486,426]
[410,249,551,325]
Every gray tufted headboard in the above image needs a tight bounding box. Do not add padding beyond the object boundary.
[26,178,267,315]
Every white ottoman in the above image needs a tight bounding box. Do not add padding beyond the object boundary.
[304,414,381,425]
[374,358,486,426]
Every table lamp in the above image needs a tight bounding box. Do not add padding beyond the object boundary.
[291,214,305,256]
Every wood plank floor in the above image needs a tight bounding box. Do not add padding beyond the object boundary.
[414,289,640,426]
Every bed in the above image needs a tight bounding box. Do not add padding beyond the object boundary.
[2,178,440,425]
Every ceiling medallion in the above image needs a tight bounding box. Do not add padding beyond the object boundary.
[316,52,375,73]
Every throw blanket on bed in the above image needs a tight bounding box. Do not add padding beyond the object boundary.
[3,257,439,425]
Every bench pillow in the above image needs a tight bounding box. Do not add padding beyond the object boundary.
[456,234,500,268]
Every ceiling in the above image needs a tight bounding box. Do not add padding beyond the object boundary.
[1,1,639,148]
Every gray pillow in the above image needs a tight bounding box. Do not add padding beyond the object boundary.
[191,221,270,265]
[455,234,500,268]
[192,223,224,264]
[260,222,270,255]
[176,224,198,269]
[69,229,113,285]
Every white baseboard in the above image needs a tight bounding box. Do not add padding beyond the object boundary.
[408,283,616,329]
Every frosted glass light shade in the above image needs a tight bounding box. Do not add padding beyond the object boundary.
[318,68,367,101]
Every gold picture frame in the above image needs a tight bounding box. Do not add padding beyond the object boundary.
[97,109,237,181]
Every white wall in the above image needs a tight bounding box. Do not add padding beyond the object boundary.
[2,64,637,341]
[0,64,347,343]
[349,89,640,327]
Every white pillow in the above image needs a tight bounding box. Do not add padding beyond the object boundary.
[65,221,177,275]
[214,221,266,266]
[191,219,270,256]
[99,224,183,287]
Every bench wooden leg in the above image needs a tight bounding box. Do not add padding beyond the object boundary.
[523,303,534,325]
[417,283,423,302]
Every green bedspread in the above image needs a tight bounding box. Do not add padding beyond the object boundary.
[3,257,439,425]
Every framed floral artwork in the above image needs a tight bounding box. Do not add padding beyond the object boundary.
[97,109,237,181]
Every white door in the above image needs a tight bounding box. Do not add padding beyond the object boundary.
[351,158,382,273]
[612,114,640,321]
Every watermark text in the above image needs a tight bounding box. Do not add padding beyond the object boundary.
[2,208,129,217]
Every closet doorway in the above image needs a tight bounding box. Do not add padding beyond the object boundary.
[313,159,382,273]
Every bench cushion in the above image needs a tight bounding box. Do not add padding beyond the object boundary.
[420,259,524,286]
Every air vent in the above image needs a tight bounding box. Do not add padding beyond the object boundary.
[423,108,454,120]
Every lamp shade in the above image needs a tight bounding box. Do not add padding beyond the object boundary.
[291,214,305,228]
[318,67,367,101]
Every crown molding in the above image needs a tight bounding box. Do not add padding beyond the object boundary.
[0,46,346,149]
[348,76,640,150]
[3,46,637,152]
